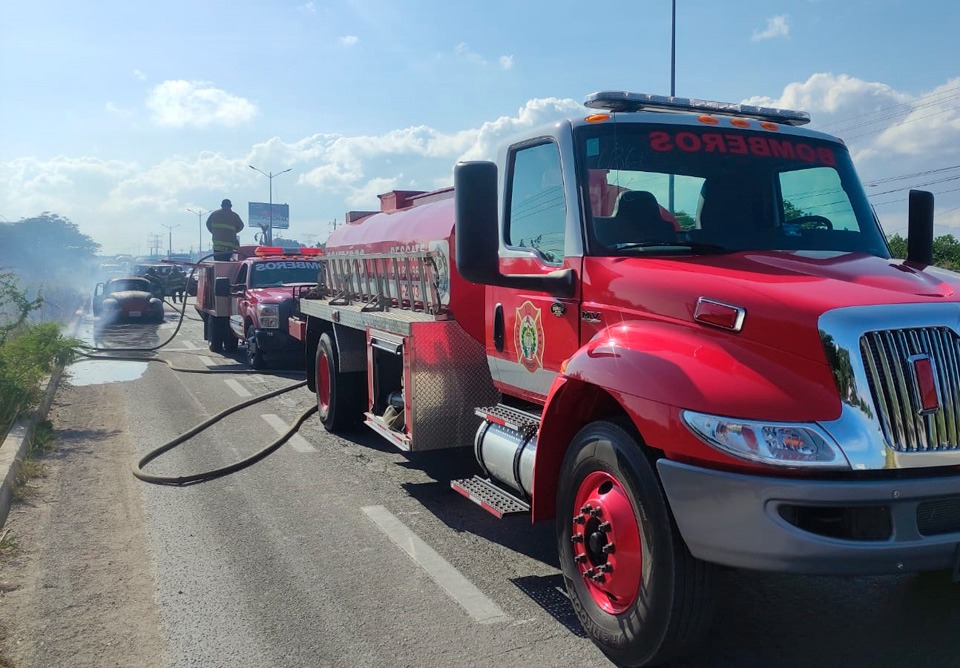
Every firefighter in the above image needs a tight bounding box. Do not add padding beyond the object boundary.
[167,266,187,303]
[206,199,245,260]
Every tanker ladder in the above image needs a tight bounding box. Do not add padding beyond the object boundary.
[323,249,446,316]
[451,404,541,518]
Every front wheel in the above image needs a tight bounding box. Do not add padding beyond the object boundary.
[557,421,713,667]
[316,333,364,431]
[245,325,265,369]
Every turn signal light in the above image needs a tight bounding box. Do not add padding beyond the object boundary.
[694,297,745,332]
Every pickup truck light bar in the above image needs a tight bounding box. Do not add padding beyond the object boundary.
[584,91,811,126]
[254,246,324,257]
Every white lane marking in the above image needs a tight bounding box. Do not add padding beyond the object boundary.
[198,356,215,367]
[261,414,316,453]
[224,379,251,398]
[182,340,198,350]
[361,505,511,625]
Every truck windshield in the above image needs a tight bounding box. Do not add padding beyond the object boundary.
[577,122,889,258]
[250,260,322,287]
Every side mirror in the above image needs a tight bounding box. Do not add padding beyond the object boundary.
[906,189,934,266]
[214,276,231,297]
[454,161,574,297]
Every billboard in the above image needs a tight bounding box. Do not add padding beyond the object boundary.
[248,202,290,230]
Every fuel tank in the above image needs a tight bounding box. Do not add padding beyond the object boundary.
[326,188,485,344]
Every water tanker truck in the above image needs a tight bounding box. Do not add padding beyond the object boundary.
[288,91,959,666]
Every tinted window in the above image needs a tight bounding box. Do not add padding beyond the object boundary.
[249,260,322,287]
[578,124,888,257]
[506,142,566,263]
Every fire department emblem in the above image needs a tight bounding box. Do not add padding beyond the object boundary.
[515,301,545,373]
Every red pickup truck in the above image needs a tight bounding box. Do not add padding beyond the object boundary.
[195,246,323,369]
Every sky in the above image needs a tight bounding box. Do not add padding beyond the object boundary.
[1,0,958,256]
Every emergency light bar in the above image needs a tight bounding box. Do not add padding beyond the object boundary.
[584,91,811,126]
[254,246,324,257]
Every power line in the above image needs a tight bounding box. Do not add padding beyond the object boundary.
[816,83,960,132]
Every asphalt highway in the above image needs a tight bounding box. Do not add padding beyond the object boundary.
[60,300,960,667]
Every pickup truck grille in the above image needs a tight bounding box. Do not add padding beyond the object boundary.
[860,327,960,452]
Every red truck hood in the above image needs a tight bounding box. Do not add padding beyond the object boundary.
[585,250,960,363]
[247,285,313,303]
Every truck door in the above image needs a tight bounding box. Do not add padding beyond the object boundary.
[229,263,249,339]
[487,139,582,403]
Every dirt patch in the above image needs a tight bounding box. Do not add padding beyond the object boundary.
[0,382,165,667]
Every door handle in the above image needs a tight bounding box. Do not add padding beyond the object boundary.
[493,303,504,352]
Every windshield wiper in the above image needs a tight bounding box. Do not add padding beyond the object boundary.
[613,241,731,254]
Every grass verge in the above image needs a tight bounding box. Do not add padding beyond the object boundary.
[10,421,54,501]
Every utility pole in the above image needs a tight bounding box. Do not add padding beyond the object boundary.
[187,208,208,257]
[161,223,179,257]
[668,0,677,213]
[249,165,293,245]
[148,234,162,258]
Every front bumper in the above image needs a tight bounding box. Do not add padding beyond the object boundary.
[657,459,960,575]
[253,327,301,355]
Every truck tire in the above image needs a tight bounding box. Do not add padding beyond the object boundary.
[208,316,223,352]
[245,324,266,369]
[316,333,363,431]
[556,420,713,667]
[222,326,239,353]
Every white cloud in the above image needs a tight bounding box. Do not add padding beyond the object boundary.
[499,55,514,70]
[146,80,258,129]
[455,43,486,66]
[752,15,790,41]
[298,2,317,14]
[133,69,147,81]
[105,101,132,117]
[339,35,359,47]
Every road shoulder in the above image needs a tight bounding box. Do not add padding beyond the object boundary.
[0,381,165,667]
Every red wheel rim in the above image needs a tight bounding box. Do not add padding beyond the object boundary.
[570,470,642,614]
[317,350,331,412]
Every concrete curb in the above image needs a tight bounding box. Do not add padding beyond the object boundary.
[0,365,65,529]
[0,311,82,530]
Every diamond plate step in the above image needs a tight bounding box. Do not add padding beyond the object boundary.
[451,476,530,519]
[475,404,541,439]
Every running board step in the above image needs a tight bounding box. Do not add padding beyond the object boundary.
[451,476,530,519]
[475,404,540,439]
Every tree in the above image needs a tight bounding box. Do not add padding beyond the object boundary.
[0,213,100,281]
[886,233,960,270]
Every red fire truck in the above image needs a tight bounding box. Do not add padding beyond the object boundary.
[195,246,322,368]
[289,91,959,666]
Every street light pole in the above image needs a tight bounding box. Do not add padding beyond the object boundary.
[160,223,179,257]
[249,165,292,245]
[187,208,208,256]
[668,0,677,214]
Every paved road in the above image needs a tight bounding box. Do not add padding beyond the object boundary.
[37,301,960,666]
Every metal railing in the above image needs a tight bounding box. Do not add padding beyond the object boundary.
[319,250,446,315]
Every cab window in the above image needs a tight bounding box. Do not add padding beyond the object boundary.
[506,142,566,264]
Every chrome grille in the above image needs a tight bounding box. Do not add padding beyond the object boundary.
[860,327,960,452]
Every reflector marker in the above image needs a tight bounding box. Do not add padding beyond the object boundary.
[694,297,746,332]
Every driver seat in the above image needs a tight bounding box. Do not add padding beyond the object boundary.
[596,190,675,247]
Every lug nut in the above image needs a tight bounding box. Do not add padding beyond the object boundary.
[601,563,613,573]
[571,534,584,544]
[591,573,605,582]
[583,567,595,577]
[574,554,586,564]
[580,504,592,514]
[573,514,586,525]
[602,543,616,554]
[590,507,602,517]
[598,522,611,532]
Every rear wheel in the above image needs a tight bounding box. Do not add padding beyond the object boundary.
[207,315,223,352]
[557,421,713,667]
[316,333,364,431]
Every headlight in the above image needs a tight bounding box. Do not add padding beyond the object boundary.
[681,410,849,469]
[256,304,280,328]
[102,298,118,309]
